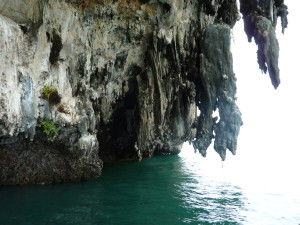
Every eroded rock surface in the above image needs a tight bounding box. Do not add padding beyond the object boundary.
[240,0,288,88]
[0,0,288,185]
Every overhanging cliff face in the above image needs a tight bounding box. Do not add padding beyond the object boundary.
[0,0,288,185]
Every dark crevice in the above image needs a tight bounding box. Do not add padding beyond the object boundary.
[161,3,171,13]
[46,32,50,42]
[97,66,141,164]
[49,30,63,65]
[19,25,28,34]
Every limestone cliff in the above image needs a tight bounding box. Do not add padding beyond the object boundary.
[0,0,288,185]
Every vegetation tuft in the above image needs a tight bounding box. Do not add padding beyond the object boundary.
[37,120,59,142]
[42,85,61,104]
[57,104,71,114]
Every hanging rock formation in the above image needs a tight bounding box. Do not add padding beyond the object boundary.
[0,0,288,185]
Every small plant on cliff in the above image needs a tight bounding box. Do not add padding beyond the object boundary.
[57,103,71,114]
[37,120,59,142]
[42,85,61,104]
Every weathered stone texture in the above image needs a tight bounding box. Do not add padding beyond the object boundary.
[240,0,288,88]
[0,0,287,185]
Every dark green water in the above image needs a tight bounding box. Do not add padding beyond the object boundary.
[0,154,248,225]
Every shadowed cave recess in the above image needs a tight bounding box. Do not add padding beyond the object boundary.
[0,0,288,185]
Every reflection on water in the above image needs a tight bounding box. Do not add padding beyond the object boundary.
[180,143,300,225]
[177,153,246,224]
[0,152,249,225]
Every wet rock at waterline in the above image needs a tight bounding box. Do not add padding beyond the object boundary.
[0,0,288,185]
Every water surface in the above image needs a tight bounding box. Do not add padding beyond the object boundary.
[0,149,299,225]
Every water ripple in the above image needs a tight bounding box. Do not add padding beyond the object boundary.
[0,153,298,225]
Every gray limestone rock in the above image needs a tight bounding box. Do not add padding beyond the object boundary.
[240,0,288,88]
[0,0,288,185]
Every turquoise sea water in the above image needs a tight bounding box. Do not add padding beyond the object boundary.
[0,146,299,225]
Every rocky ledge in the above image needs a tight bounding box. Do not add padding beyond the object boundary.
[0,0,288,185]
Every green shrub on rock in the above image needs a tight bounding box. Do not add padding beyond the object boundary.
[37,120,59,141]
[42,85,61,104]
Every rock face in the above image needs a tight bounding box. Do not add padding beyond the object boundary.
[0,0,288,185]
